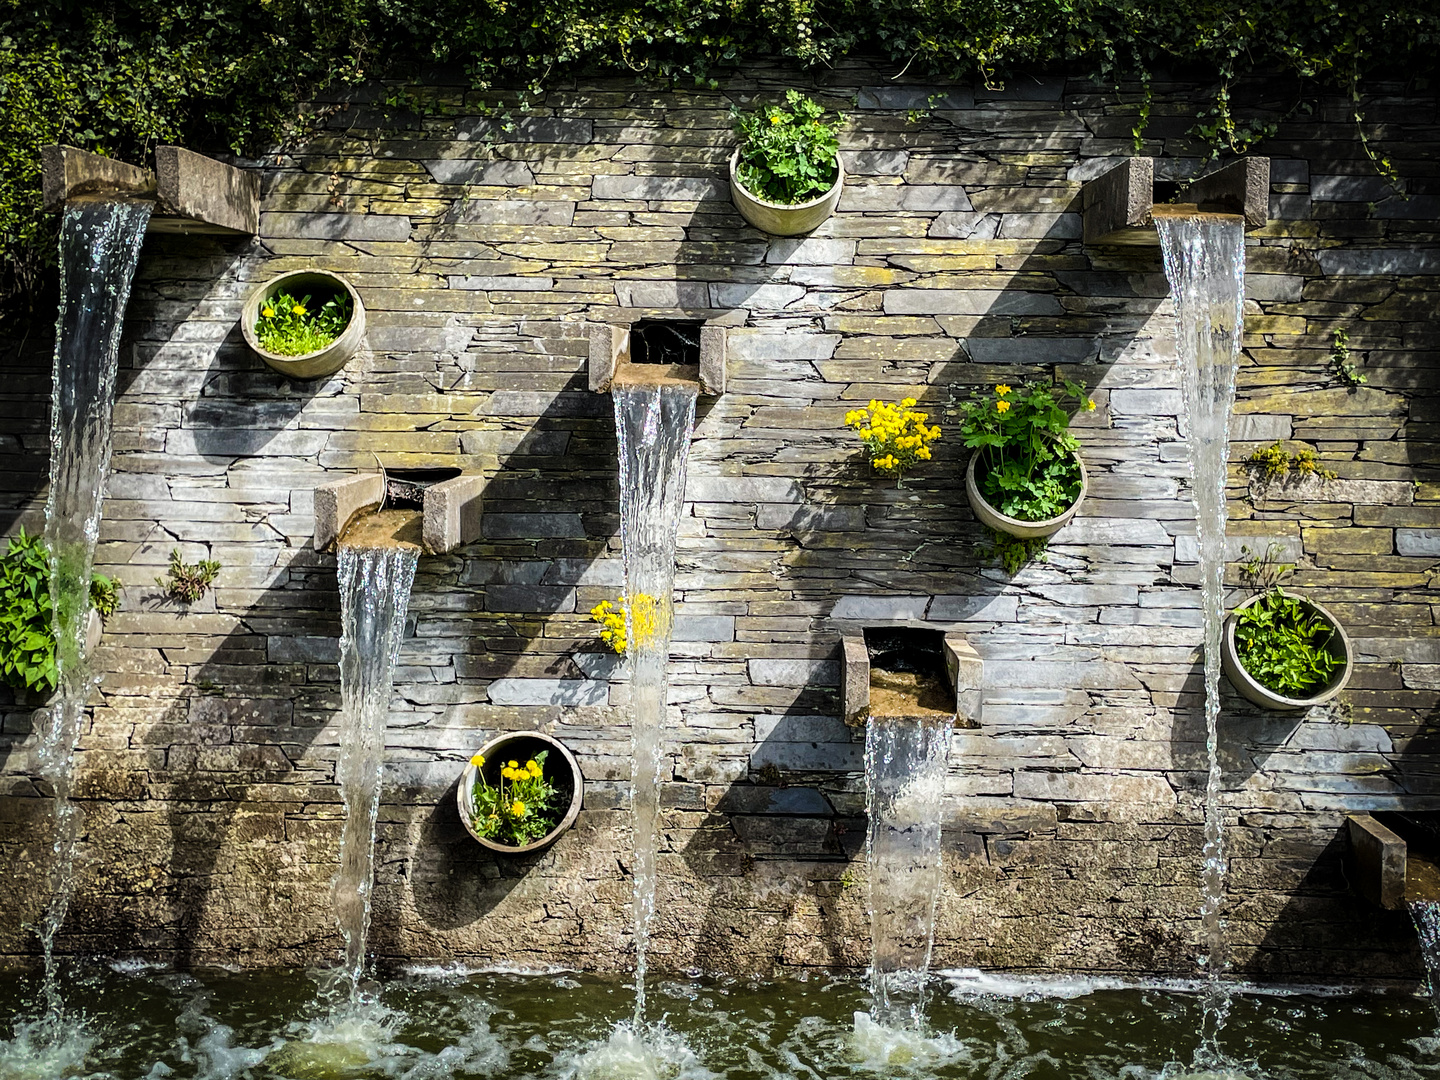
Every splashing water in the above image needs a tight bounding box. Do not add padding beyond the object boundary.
[31,199,152,1033]
[1156,212,1246,1068]
[332,545,418,997]
[1411,900,1440,1023]
[863,716,953,1029]
[612,382,697,1024]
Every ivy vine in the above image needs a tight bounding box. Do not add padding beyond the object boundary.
[1,0,1437,313]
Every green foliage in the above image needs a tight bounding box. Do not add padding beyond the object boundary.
[470,749,560,847]
[960,378,1093,522]
[988,529,1048,576]
[255,288,353,357]
[1,1,1438,310]
[1331,329,1366,387]
[0,528,119,694]
[731,90,842,204]
[157,548,220,603]
[1236,542,1293,591]
[1234,587,1342,697]
[1246,441,1336,482]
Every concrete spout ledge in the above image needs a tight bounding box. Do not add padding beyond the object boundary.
[840,628,983,729]
[588,322,726,395]
[313,471,484,555]
[41,143,258,235]
[1346,814,1407,910]
[1082,156,1270,245]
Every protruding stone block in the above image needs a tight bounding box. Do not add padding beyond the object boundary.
[841,633,869,727]
[943,634,984,727]
[422,473,485,555]
[838,628,983,729]
[588,324,627,392]
[1082,156,1270,245]
[1186,156,1270,230]
[42,145,154,211]
[154,145,260,235]
[699,326,727,396]
[1347,813,1406,910]
[313,473,385,551]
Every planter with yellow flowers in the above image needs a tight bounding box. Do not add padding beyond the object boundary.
[457,731,584,854]
[960,379,1094,543]
[241,269,365,379]
[843,398,942,484]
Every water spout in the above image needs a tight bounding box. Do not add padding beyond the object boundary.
[612,380,697,1023]
[1156,212,1246,1066]
[35,199,151,1022]
[332,545,417,997]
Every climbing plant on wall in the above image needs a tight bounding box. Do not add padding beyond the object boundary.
[1,0,1437,313]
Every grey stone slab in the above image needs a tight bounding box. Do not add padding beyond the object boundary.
[542,559,625,586]
[1245,275,1304,302]
[726,331,841,361]
[856,87,974,110]
[1270,194,1312,219]
[756,503,867,532]
[1175,534,1301,563]
[572,652,627,680]
[1030,584,1139,606]
[831,595,930,622]
[673,615,736,642]
[997,213,1082,239]
[422,473,483,555]
[1397,529,1440,556]
[754,714,852,742]
[884,290,1063,316]
[156,146,259,234]
[927,594,1020,622]
[451,199,572,226]
[423,159,535,186]
[268,635,339,664]
[483,391,608,418]
[459,561,551,586]
[259,212,411,241]
[748,659,841,687]
[898,186,973,211]
[461,116,593,143]
[839,150,910,175]
[928,211,1000,239]
[614,281,709,308]
[1311,175,1398,202]
[765,238,857,265]
[751,739,860,772]
[1374,194,1440,220]
[1269,159,1309,185]
[448,275,555,291]
[1317,249,1440,276]
[687,476,803,503]
[712,786,833,815]
[487,678,608,706]
[482,513,586,539]
[965,337,1098,364]
[708,283,805,310]
[592,175,725,201]
[485,584,577,613]
[1053,518,1173,546]
[1230,414,1292,441]
[1109,388,1183,417]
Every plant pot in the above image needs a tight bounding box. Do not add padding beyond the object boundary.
[728,148,844,237]
[965,450,1088,539]
[457,731,584,854]
[241,270,365,379]
[1222,590,1353,711]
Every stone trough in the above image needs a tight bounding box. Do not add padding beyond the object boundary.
[313,470,484,555]
[1081,156,1270,245]
[839,625,984,729]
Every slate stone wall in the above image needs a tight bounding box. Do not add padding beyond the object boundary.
[1,63,1438,983]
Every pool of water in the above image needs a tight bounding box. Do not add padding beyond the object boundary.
[0,964,1435,1080]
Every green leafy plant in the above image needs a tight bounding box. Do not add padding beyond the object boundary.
[1236,543,1294,591]
[1331,329,1366,387]
[1234,587,1342,696]
[731,90,842,205]
[157,548,220,603]
[843,397,941,481]
[1246,442,1336,482]
[960,379,1095,522]
[0,528,119,694]
[254,289,353,357]
[989,530,1049,576]
[468,749,560,847]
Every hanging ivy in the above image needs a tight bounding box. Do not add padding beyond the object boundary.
[1,0,1437,313]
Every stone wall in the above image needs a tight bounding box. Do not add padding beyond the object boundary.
[2,63,1438,982]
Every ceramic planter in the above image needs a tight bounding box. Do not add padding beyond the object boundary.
[241,269,365,379]
[965,449,1088,540]
[728,149,844,236]
[1222,590,1353,711]
[457,731,584,854]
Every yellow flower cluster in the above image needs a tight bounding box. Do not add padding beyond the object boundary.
[589,593,657,654]
[469,753,486,768]
[843,397,942,479]
[502,758,544,782]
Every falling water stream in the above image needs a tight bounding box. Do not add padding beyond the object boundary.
[332,545,418,998]
[34,199,152,1036]
[612,380,697,1024]
[1156,211,1247,1069]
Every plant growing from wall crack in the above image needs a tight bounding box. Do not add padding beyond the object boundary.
[158,548,220,604]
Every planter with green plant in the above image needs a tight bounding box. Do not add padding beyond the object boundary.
[457,731,584,853]
[241,269,365,379]
[1222,588,1352,710]
[960,379,1094,560]
[729,91,845,236]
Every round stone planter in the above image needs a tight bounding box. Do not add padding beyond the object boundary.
[965,450,1088,539]
[457,731,584,854]
[241,270,365,379]
[728,149,844,236]
[1222,591,1353,711]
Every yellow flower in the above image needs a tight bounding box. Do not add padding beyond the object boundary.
[1086,398,1097,411]
[291,304,307,316]
[261,306,275,319]
[508,760,519,769]
[511,800,527,816]
[470,753,486,768]
[528,762,542,777]
[996,384,1012,397]
[996,400,1011,413]
[901,397,917,407]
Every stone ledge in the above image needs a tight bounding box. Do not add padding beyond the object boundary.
[1347,814,1406,910]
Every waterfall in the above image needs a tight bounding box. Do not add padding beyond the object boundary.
[1156,212,1246,1064]
[1411,901,1440,1022]
[864,716,952,1028]
[612,381,697,1023]
[333,545,417,996]
[36,199,152,1019]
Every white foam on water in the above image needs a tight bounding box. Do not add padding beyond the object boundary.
[554,1021,715,1080]
[849,1011,970,1073]
[944,968,1131,1000]
[110,957,170,974]
[0,1017,95,1080]
[270,996,403,1078]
